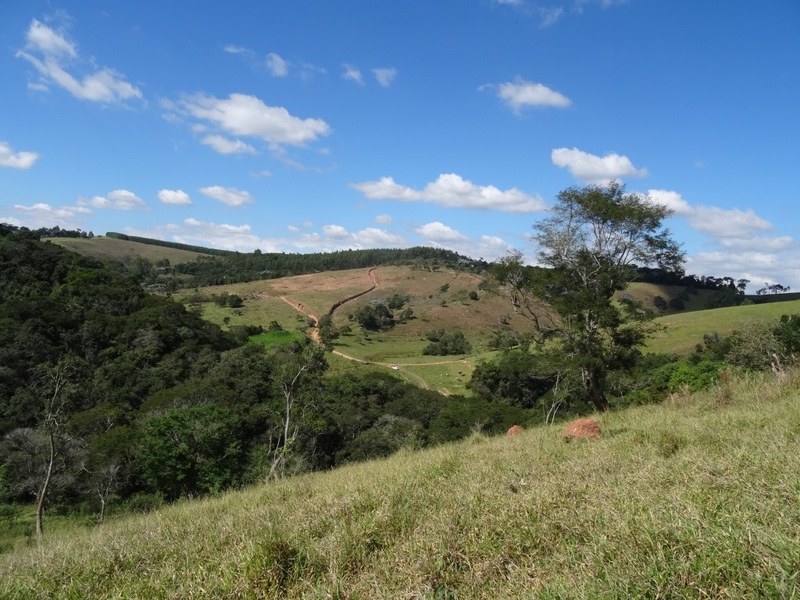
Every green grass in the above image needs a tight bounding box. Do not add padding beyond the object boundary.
[250,330,307,346]
[180,294,307,334]
[3,369,799,598]
[45,236,208,264]
[648,299,800,355]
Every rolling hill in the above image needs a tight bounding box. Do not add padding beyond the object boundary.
[45,235,212,264]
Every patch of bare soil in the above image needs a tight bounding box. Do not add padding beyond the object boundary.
[562,418,602,440]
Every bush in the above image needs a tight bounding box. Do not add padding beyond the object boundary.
[668,297,685,311]
[725,321,784,372]
[422,331,471,356]
[668,361,723,392]
[387,294,408,310]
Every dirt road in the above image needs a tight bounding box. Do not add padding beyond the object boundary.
[279,267,467,370]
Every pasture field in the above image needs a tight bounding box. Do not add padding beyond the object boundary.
[45,236,208,264]
[648,298,800,355]
[3,368,799,598]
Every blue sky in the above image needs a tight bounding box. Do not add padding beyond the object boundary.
[2,1,799,291]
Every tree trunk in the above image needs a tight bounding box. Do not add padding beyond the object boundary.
[582,367,610,412]
[36,429,56,539]
[98,494,106,524]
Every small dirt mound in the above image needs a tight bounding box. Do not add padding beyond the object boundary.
[563,418,601,440]
[507,425,524,436]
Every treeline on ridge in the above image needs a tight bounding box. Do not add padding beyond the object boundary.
[106,231,487,286]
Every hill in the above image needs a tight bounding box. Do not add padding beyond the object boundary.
[45,235,212,264]
[178,265,536,396]
[2,368,798,598]
[648,299,800,355]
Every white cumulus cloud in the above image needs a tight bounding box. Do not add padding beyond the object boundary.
[415,222,469,243]
[322,224,350,239]
[647,188,796,291]
[0,141,39,169]
[552,147,648,184]
[481,77,572,113]
[351,173,545,213]
[201,134,257,155]
[16,18,143,105]
[199,185,254,207]
[353,227,405,246]
[646,189,692,215]
[648,189,773,238]
[77,189,146,210]
[157,189,192,205]
[177,218,265,251]
[373,67,397,87]
[7,202,88,229]
[179,93,330,149]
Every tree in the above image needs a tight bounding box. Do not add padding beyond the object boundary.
[266,343,327,480]
[34,358,78,538]
[496,182,683,411]
[138,405,245,500]
[352,303,394,331]
[0,357,84,539]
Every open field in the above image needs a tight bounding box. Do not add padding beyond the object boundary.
[45,236,209,264]
[648,299,800,355]
[3,368,799,598]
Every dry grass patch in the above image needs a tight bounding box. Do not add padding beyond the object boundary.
[46,236,208,264]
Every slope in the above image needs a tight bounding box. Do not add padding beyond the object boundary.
[2,369,798,598]
[648,299,800,355]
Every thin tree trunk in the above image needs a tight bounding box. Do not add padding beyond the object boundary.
[36,429,56,539]
[98,494,106,524]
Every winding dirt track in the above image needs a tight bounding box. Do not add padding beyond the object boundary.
[279,268,467,370]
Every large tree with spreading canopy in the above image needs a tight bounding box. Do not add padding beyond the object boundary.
[496,181,684,411]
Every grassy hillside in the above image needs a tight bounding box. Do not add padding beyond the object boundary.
[180,266,536,396]
[2,369,799,598]
[623,281,718,314]
[45,235,210,264]
[648,299,800,355]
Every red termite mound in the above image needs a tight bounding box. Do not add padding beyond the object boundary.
[507,425,524,436]
[562,418,601,440]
